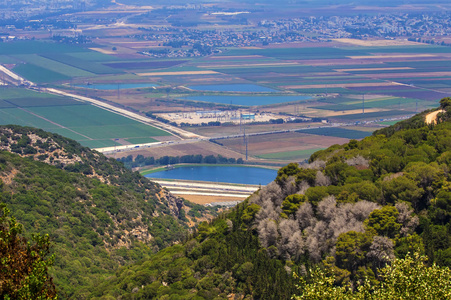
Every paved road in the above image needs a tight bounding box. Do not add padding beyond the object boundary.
[44,87,202,139]
[0,65,413,156]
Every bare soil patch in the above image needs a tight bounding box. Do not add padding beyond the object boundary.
[180,194,246,204]
[425,109,444,125]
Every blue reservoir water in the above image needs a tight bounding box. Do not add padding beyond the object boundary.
[188,84,278,93]
[146,166,277,185]
[76,83,159,90]
[180,95,312,106]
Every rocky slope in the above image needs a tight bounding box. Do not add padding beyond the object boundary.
[0,125,214,297]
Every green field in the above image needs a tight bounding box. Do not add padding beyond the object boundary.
[257,148,324,160]
[377,120,400,126]
[42,53,121,74]
[0,88,62,99]
[0,88,171,149]
[12,64,71,83]
[0,41,88,55]
[0,55,19,64]
[0,41,122,83]
[12,54,94,77]
[316,97,418,111]
[66,51,120,62]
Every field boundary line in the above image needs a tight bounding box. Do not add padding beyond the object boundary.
[43,87,202,139]
[15,105,93,140]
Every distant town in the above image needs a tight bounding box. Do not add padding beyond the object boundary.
[1,0,451,58]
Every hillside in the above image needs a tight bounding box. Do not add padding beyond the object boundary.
[0,125,215,298]
[88,98,451,299]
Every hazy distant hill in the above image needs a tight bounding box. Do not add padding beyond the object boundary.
[0,125,214,298]
[88,98,451,299]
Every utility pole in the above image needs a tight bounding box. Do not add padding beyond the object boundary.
[362,93,365,115]
[243,116,248,161]
[239,111,242,134]
[245,135,248,161]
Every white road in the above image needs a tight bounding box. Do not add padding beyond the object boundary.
[44,87,202,139]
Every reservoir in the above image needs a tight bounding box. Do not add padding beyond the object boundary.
[145,165,277,185]
[75,83,159,90]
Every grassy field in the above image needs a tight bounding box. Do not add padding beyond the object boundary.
[0,88,171,149]
[12,64,71,83]
[316,96,418,111]
[0,41,88,55]
[0,55,19,64]
[42,53,121,75]
[12,54,94,77]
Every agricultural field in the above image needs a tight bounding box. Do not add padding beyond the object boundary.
[257,148,324,161]
[114,140,244,161]
[296,127,372,139]
[213,131,352,162]
[2,38,451,163]
[0,88,170,149]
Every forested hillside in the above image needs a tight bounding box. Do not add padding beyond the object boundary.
[0,125,214,298]
[89,98,451,299]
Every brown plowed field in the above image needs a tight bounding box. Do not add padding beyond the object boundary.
[113,141,245,160]
[218,131,349,156]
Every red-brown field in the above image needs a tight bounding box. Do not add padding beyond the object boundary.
[216,131,349,156]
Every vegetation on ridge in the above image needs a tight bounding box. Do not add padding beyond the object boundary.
[0,125,215,298]
[0,203,57,300]
[87,98,451,299]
